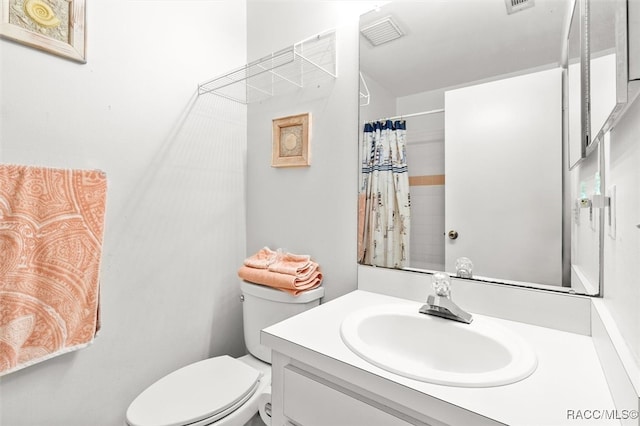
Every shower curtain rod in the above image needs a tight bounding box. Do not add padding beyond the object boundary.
[366,108,444,123]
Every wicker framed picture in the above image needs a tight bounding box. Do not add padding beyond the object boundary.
[1,0,86,63]
[272,113,311,167]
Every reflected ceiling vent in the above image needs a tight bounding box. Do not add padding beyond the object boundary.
[505,0,535,14]
[360,17,404,47]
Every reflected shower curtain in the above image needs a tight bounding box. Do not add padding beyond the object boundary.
[358,120,410,268]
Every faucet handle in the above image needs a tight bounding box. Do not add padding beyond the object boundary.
[455,257,473,278]
[432,272,451,299]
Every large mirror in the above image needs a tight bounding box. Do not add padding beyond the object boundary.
[358,0,600,295]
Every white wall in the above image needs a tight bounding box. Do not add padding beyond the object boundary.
[0,2,247,425]
[603,95,640,367]
[246,1,378,302]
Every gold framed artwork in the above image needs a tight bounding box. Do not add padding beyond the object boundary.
[1,0,86,63]
[272,113,311,167]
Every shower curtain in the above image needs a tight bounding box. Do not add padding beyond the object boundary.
[358,120,410,268]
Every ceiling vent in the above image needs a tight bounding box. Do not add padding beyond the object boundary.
[505,0,535,14]
[360,17,404,47]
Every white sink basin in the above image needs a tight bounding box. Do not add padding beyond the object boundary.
[340,304,537,387]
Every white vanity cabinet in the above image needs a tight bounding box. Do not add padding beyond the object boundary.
[262,290,618,426]
[268,350,498,426]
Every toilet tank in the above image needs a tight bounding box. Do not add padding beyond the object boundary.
[240,281,324,363]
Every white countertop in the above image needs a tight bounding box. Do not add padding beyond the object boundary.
[262,290,617,426]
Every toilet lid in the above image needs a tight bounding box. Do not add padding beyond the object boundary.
[126,355,262,426]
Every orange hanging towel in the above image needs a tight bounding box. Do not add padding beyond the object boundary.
[0,164,107,376]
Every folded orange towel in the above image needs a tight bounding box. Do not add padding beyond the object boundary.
[243,247,279,269]
[268,252,313,276]
[238,265,322,296]
[287,262,319,281]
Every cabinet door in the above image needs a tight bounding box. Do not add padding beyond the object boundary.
[282,366,418,426]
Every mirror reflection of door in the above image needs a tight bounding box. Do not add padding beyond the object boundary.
[444,69,563,285]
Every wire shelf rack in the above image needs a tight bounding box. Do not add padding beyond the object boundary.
[198,30,337,104]
[359,72,370,106]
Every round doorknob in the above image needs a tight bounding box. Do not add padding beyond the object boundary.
[447,230,459,240]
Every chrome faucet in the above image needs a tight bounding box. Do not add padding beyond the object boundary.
[419,272,473,324]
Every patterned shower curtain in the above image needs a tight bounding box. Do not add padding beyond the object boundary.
[358,120,411,268]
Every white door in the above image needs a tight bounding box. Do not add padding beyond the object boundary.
[444,68,563,285]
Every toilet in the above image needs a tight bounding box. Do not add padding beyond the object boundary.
[126,281,324,426]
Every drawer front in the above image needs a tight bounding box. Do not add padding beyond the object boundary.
[283,366,417,426]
